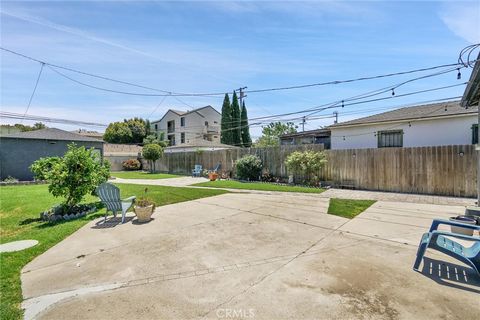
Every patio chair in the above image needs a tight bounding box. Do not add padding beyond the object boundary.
[192,164,202,177]
[413,219,480,275]
[96,183,136,224]
[211,163,221,173]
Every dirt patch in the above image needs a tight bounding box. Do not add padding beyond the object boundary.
[316,255,401,319]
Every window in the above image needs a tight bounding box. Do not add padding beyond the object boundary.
[472,124,478,144]
[205,121,209,126]
[167,120,175,133]
[154,124,158,130]
[180,117,185,127]
[377,130,403,148]
[168,134,175,146]
[181,132,185,144]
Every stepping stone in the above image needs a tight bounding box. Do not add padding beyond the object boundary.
[0,240,38,253]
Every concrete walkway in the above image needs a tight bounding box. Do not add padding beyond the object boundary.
[22,192,479,319]
[112,176,476,206]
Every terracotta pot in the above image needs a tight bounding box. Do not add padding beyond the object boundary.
[208,172,218,181]
[134,205,154,222]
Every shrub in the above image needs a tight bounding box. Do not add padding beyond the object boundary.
[143,143,163,173]
[122,159,141,171]
[30,156,61,180]
[235,154,263,181]
[285,150,327,185]
[31,144,110,210]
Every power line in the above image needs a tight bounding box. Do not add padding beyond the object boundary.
[0,111,107,128]
[205,81,466,129]
[242,81,467,123]
[2,46,476,97]
[0,47,175,95]
[148,95,170,118]
[305,81,467,118]
[242,64,469,94]
[22,62,45,123]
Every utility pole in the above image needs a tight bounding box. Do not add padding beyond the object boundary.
[301,116,306,132]
[238,87,247,106]
[333,111,338,124]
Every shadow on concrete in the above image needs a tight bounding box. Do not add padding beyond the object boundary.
[418,257,480,294]
[91,216,134,229]
[132,218,155,225]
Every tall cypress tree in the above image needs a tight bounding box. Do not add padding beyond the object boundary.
[240,101,252,147]
[220,93,232,144]
[231,91,241,146]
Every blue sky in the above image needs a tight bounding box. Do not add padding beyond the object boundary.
[1,0,479,138]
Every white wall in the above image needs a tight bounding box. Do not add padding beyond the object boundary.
[330,115,477,150]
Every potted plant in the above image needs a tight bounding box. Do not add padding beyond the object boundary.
[208,171,218,181]
[134,188,155,222]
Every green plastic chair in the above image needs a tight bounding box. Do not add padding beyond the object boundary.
[413,219,480,275]
[96,183,136,223]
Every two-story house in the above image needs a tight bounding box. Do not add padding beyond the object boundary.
[151,105,221,146]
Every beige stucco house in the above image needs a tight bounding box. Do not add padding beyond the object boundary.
[151,106,221,146]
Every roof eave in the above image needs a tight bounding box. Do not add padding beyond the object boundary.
[461,54,480,108]
[330,112,477,129]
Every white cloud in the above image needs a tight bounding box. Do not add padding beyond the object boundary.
[0,9,159,59]
[440,1,480,43]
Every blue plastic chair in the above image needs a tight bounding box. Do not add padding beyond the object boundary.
[96,183,136,223]
[413,219,480,275]
[192,164,202,177]
[211,163,221,173]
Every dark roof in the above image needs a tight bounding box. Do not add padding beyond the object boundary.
[152,105,220,123]
[280,128,331,139]
[330,100,477,128]
[70,129,104,138]
[461,53,480,108]
[0,128,104,142]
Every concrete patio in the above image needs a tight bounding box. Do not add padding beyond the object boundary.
[21,191,480,319]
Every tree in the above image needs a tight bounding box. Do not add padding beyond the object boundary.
[220,93,232,145]
[2,122,47,132]
[104,122,133,143]
[31,144,110,210]
[32,122,46,130]
[240,101,252,147]
[104,118,151,144]
[30,157,61,181]
[143,131,168,147]
[145,119,152,136]
[143,143,163,173]
[231,91,242,146]
[125,118,147,143]
[255,122,298,147]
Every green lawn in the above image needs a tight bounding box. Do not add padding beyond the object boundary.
[192,180,325,193]
[327,198,376,219]
[110,171,181,179]
[0,183,227,319]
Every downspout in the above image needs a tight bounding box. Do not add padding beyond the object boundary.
[478,100,480,205]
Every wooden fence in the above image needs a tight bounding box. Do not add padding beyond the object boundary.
[145,144,476,198]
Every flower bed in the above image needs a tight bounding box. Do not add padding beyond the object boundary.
[41,203,98,222]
